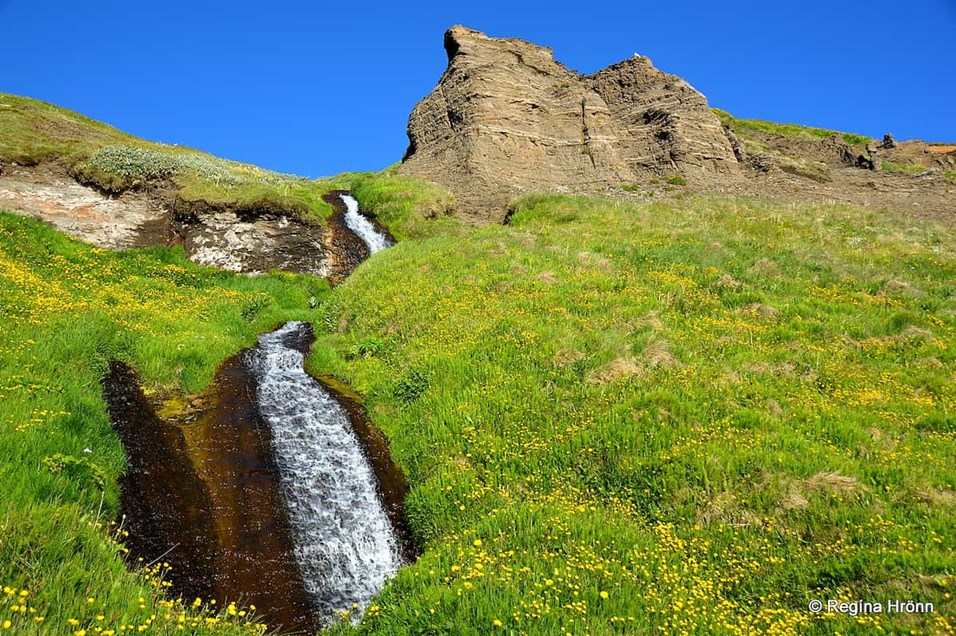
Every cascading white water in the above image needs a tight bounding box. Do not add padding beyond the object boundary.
[248,322,401,622]
[339,194,391,254]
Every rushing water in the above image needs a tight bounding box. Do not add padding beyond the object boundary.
[339,194,391,254]
[248,321,401,622]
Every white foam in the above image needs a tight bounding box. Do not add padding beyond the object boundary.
[339,194,391,254]
[248,322,400,622]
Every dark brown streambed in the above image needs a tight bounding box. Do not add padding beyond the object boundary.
[103,323,414,633]
[322,191,395,284]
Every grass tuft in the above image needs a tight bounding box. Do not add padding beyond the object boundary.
[881,160,927,176]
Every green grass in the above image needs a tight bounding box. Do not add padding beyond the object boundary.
[0,94,137,163]
[881,161,927,176]
[3,95,956,634]
[318,193,955,634]
[714,108,872,148]
[0,211,325,634]
[345,169,460,241]
[946,170,956,183]
[0,94,336,221]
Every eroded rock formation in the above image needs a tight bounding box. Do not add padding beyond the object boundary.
[0,163,329,275]
[400,25,741,220]
[590,56,741,181]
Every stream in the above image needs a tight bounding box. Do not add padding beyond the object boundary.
[249,322,401,621]
[104,194,406,633]
[339,194,391,254]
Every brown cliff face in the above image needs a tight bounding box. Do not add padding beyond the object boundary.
[400,26,740,221]
[590,56,741,180]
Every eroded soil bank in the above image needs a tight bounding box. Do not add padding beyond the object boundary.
[102,323,414,633]
[0,162,330,275]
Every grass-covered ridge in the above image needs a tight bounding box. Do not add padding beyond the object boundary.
[714,108,872,148]
[0,211,324,634]
[320,192,955,634]
[0,93,337,220]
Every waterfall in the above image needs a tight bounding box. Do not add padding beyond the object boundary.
[247,321,401,622]
[339,194,391,254]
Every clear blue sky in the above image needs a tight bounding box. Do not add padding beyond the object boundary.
[1,0,953,177]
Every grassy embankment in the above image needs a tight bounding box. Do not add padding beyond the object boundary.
[317,182,955,635]
[713,109,872,148]
[347,169,459,241]
[0,93,336,221]
[0,212,326,634]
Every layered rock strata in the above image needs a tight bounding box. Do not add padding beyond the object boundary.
[400,25,740,220]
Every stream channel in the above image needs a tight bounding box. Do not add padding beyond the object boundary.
[102,194,409,633]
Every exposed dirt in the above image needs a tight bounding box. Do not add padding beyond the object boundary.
[726,135,955,221]
[608,167,956,223]
[0,161,331,275]
[606,133,956,222]
[0,162,178,248]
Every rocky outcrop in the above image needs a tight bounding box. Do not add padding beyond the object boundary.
[173,197,328,274]
[0,164,175,249]
[0,163,329,276]
[400,26,740,221]
[589,56,741,180]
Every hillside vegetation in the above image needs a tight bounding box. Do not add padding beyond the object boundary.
[0,212,323,634]
[0,94,337,220]
[1,98,954,635]
[317,189,955,634]
[713,109,872,148]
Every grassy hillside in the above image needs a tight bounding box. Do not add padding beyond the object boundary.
[3,187,954,635]
[0,94,337,220]
[317,191,955,634]
[2,97,954,635]
[0,211,324,634]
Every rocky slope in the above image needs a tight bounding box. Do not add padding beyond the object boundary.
[401,26,955,223]
[399,26,741,221]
